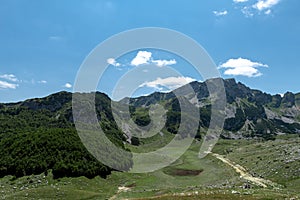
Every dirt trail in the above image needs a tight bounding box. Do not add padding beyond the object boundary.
[109,186,131,200]
[211,153,278,188]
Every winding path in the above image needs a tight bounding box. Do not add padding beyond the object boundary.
[210,153,278,188]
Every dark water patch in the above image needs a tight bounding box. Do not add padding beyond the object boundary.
[163,168,203,176]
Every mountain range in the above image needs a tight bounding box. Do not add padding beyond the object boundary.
[0,78,299,179]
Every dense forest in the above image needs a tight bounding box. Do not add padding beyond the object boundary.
[0,92,131,179]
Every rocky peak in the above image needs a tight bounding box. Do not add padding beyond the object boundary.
[281,92,295,108]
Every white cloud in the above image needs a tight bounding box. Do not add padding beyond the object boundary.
[107,58,121,67]
[253,0,280,11]
[152,59,177,67]
[139,76,196,91]
[219,57,268,77]
[64,83,72,88]
[213,10,228,16]
[0,74,18,82]
[38,80,47,84]
[131,51,152,66]
[265,9,272,14]
[0,80,18,89]
[237,0,280,17]
[0,74,19,89]
[241,6,254,17]
[130,51,177,67]
[233,0,248,2]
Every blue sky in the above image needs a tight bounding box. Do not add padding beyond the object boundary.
[0,0,300,102]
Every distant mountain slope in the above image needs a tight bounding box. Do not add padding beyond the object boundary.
[127,78,300,139]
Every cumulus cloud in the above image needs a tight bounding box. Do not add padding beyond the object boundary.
[0,80,18,89]
[64,83,72,88]
[219,58,268,77]
[213,10,228,16]
[236,0,280,17]
[131,51,152,66]
[107,58,121,67]
[130,51,177,67]
[152,59,177,67]
[253,0,280,11]
[0,74,18,82]
[139,76,196,91]
[0,74,19,89]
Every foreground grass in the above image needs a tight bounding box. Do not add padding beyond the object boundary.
[1,135,299,199]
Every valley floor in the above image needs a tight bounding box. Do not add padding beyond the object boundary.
[1,134,299,200]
